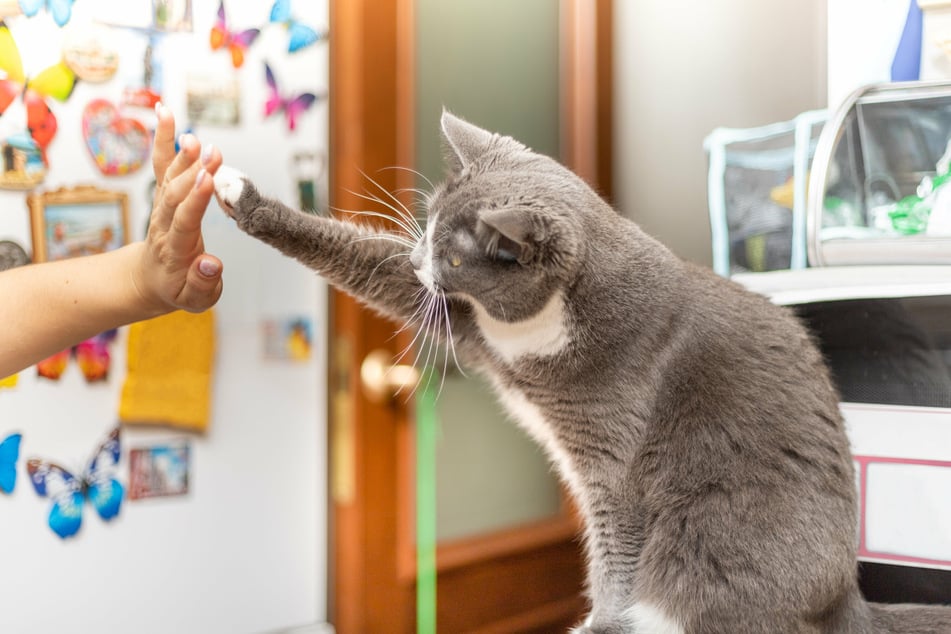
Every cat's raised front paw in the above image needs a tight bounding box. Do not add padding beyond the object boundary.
[213,166,248,219]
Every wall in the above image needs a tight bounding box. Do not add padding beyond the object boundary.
[613,0,828,265]
[0,2,329,633]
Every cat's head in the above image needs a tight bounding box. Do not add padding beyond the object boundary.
[411,111,592,322]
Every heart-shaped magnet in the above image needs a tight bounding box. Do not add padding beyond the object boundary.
[82,99,150,176]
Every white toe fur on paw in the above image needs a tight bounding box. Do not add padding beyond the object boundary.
[213,166,247,216]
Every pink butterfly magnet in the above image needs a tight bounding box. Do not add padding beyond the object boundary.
[264,62,323,132]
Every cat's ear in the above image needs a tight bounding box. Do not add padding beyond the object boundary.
[478,208,543,265]
[441,110,494,172]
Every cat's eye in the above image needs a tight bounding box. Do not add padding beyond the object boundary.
[450,255,462,267]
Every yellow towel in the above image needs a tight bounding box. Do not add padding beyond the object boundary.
[119,309,215,432]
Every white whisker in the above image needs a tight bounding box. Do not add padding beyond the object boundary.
[379,164,436,191]
[340,202,422,241]
[357,170,424,238]
[348,233,417,249]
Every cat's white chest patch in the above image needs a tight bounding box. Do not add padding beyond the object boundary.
[493,382,583,498]
[470,291,569,363]
[622,603,685,634]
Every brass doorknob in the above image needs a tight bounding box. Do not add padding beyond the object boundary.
[360,349,421,403]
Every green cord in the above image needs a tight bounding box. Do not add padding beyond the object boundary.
[416,369,438,633]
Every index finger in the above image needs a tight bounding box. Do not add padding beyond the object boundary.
[152,102,176,187]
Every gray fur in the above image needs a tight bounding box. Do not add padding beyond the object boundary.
[214,112,951,633]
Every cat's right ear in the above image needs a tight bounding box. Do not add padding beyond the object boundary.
[441,110,494,173]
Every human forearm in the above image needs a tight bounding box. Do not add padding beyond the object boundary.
[0,243,162,377]
[0,105,223,379]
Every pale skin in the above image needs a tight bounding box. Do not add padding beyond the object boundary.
[0,104,224,378]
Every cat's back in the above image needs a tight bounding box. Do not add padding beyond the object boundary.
[652,259,841,431]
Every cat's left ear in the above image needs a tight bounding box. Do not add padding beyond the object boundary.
[478,208,545,265]
[441,110,494,172]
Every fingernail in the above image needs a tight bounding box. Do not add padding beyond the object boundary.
[201,143,215,166]
[155,101,165,116]
[195,168,207,189]
[199,258,220,277]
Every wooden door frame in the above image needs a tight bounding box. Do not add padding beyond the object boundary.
[328,1,416,631]
[327,1,613,631]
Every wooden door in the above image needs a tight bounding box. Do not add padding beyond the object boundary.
[328,2,612,632]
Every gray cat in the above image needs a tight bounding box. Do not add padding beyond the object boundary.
[214,112,951,633]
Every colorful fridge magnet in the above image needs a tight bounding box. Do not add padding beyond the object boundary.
[82,98,151,175]
[263,62,322,132]
[292,151,326,212]
[153,0,192,32]
[186,72,239,126]
[62,23,119,83]
[128,442,190,500]
[0,21,77,188]
[26,427,123,540]
[269,0,326,54]
[18,0,75,27]
[0,433,21,493]
[0,239,29,270]
[262,316,313,361]
[209,0,259,68]
[27,184,129,262]
[0,239,30,388]
[37,330,117,382]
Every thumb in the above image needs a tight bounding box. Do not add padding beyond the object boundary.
[177,254,223,312]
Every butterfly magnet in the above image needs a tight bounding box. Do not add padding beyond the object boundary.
[0,433,22,494]
[264,62,322,132]
[18,0,75,27]
[27,427,123,540]
[37,329,117,382]
[0,20,76,188]
[210,0,260,69]
[269,0,326,54]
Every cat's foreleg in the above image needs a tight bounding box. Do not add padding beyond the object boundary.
[214,166,423,323]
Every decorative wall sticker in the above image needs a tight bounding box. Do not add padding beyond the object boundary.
[0,433,21,493]
[18,0,74,27]
[27,427,123,539]
[128,442,189,500]
[82,98,150,175]
[209,0,259,68]
[269,0,325,54]
[0,21,77,188]
[263,62,321,132]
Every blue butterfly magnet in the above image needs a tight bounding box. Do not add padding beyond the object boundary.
[0,433,22,494]
[27,427,123,539]
[270,0,326,53]
[18,0,75,27]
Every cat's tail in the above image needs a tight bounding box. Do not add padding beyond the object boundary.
[869,602,951,633]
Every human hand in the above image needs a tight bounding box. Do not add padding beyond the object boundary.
[132,103,224,314]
